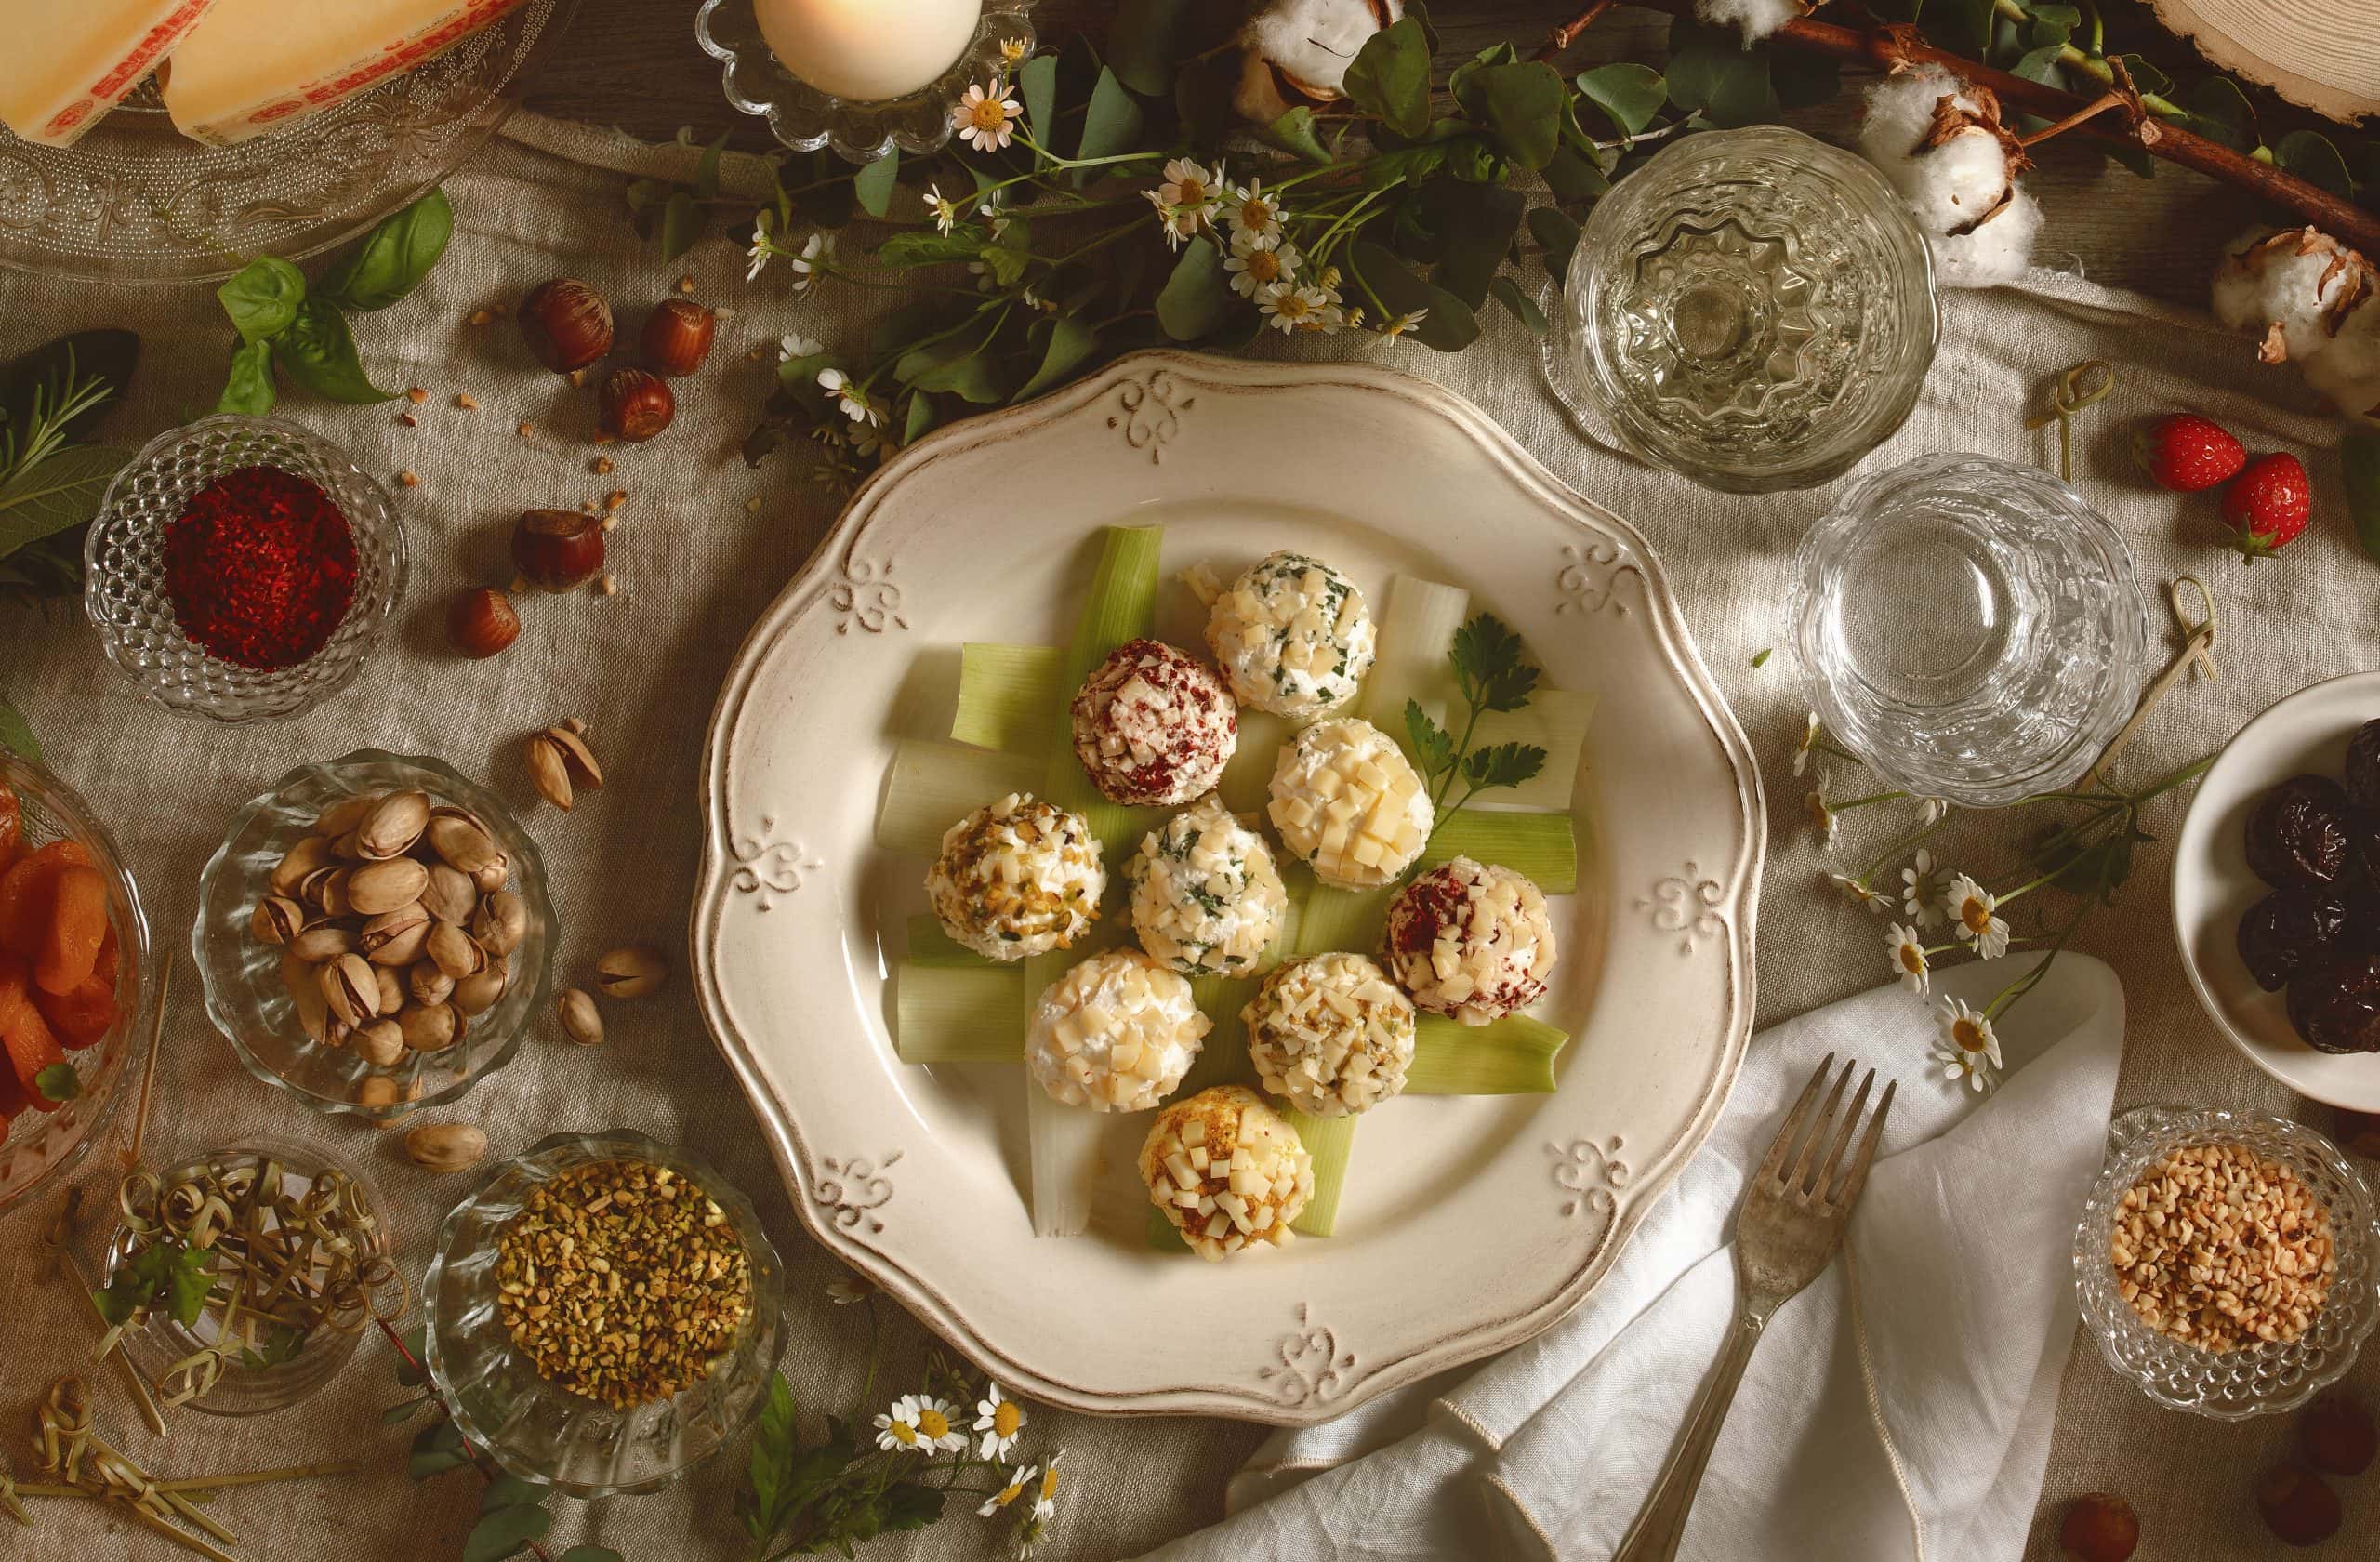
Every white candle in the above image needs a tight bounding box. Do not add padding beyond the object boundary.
[756,0,985,103]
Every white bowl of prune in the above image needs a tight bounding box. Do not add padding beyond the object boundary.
[2175,672,2380,1112]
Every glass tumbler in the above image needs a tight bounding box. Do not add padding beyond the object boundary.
[1791,452,2151,808]
[1554,126,1938,494]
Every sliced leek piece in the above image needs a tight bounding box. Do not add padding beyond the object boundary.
[894,963,1025,1063]
[952,642,1064,753]
[1407,1012,1567,1094]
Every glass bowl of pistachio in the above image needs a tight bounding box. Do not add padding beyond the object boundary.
[192,750,554,1123]
[422,1129,786,1496]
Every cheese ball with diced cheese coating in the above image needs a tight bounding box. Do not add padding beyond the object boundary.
[1205,551,1377,718]
[1139,1085,1314,1261]
[1025,948,1210,1111]
[1384,857,1556,1026]
[1266,718,1433,890]
[1243,953,1416,1117]
[924,793,1104,962]
[1126,797,1289,977]
[1068,639,1238,806]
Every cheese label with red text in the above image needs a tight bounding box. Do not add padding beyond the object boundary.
[0,0,218,147]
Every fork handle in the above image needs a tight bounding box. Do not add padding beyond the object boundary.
[1609,1301,1767,1562]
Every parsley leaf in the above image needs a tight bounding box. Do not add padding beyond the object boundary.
[33,1062,78,1102]
[1451,613,1540,713]
[1461,742,1548,791]
[165,1243,213,1327]
[1405,699,1455,779]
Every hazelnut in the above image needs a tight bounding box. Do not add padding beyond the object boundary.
[510,510,606,592]
[599,367,674,442]
[2257,1466,2341,1547]
[517,278,613,374]
[2304,1394,2378,1476]
[2336,1108,2380,1159]
[641,298,716,377]
[2057,1493,2138,1562]
[446,588,521,659]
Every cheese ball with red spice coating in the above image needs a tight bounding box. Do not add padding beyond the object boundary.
[1383,857,1557,1026]
[1068,639,1238,807]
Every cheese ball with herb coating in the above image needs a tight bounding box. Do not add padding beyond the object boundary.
[1140,1085,1314,1261]
[1204,550,1377,718]
[1069,638,1238,806]
[924,793,1104,961]
[1383,856,1556,1026]
[1126,796,1289,976]
[1025,948,1210,1111]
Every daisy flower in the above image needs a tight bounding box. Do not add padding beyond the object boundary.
[1804,785,1836,844]
[1379,309,1430,339]
[1945,873,2008,959]
[1792,713,1820,776]
[873,1395,924,1453]
[1157,158,1223,225]
[816,367,879,426]
[911,1396,968,1454]
[745,233,772,283]
[778,332,824,363]
[978,185,1006,218]
[1933,997,2003,1092]
[1258,281,1332,333]
[974,1383,1026,1461]
[1830,873,1887,914]
[925,183,964,236]
[787,232,834,294]
[978,1463,1036,1517]
[1032,1450,1064,1520]
[1885,923,1930,996]
[999,35,1029,64]
[1223,232,1298,298]
[1900,850,1942,928]
[953,79,1023,152]
[1918,797,1949,826]
[1143,191,1203,252]
[1225,178,1283,243]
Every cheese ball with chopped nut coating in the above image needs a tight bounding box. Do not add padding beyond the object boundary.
[1025,948,1210,1111]
[925,793,1104,962]
[1384,857,1556,1026]
[1140,1085,1315,1261]
[1069,639,1238,806]
[1267,718,1433,890]
[1126,796,1289,977]
[1205,551,1377,718]
[1244,953,1417,1117]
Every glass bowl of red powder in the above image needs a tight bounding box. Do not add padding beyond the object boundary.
[85,416,406,722]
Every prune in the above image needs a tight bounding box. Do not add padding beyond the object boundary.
[2246,775,2354,890]
[2285,955,2380,1054]
[2238,890,2357,991]
[2346,721,2380,812]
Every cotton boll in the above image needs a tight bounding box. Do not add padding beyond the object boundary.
[1241,0,1400,101]
[1696,0,1808,42]
[2211,225,2373,364]
[1856,65,1969,172]
[1857,66,2035,289]
[2302,298,2380,427]
[1894,125,2015,234]
[1930,183,2042,290]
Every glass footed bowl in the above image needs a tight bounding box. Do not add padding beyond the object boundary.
[191,751,552,1125]
[2073,1105,2380,1420]
[423,1130,786,1496]
[86,416,407,724]
[0,754,152,1222]
[1554,125,1938,494]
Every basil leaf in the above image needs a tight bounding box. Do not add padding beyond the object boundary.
[217,258,306,345]
[217,339,277,417]
[277,300,395,404]
[315,189,453,312]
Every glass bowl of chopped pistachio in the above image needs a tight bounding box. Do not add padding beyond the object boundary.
[2073,1105,2380,1420]
[422,1129,785,1495]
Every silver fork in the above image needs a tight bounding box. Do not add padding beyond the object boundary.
[1611,1053,1897,1562]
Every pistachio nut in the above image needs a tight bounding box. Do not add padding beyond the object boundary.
[399,1001,461,1052]
[452,958,509,1017]
[470,854,511,895]
[313,793,377,839]
[526,725,604,811]
[356,1075,403,1115]
[331,827,367,862]
[360,904,432,966]
[422,864,479,925]
[429,802,493,834]
[556,987,603,1047]
[409,960,456,1008]
[348,857,431,918]
[403,1122,488,1173]
[470,890,529,957]
[426,815,500,876]
[354,1019,406,1068]
[251,896,306,946]
[270,835,334,898]
[298,865,352,918]
[426,920,487,981]
[288,925,354,964]
[286,954,331,1043]
[594,945,668,999]
[375,965,406,1017]
[357,789,431,860]
[324,1018,355,1051]
[322,954,380,1027]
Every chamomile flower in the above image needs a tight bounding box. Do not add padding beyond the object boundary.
[824,1273,872,1304]
[1379,309,1430,339]
[1831,873,1888,914]
[973,1383,1026,1460]
[1143,191,1204,251]
[979,1463,1037,1517]
[1792,713,1820,776]
[1223,232,1298,298]
[787,232,834,294]
[1157,159,1223,225]
[1901,850,1942,928]
[1918,797,1949,826]
[1945,873,2008,960]
[1032,1450,1064,1520]
[746,233,772,283]
[1804,784,1836,844]
[925,183,964,236]
[953,79,1024,152]
[999,35,1029,64]
[1225,177,1283,243]
[778,332,824,363]
[1933,997,2003,1092]
[912,1396,968,1453]
[1885,923,1930,996]
[816,367,879,426]
[978,185,1006,218]
[873,1395,925,1452]
[1258,281,1332,333]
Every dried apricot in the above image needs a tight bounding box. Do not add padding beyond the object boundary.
[34,866,107,995]
[0,1058,24,1123]
[0,986,67,1110]
[91,921,118,988]
[0,784,19,873]
[0,952,28,1032]
[0,839,89,957]
[35,977,115,1049]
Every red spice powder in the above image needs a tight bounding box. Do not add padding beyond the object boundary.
[163,466,358,670]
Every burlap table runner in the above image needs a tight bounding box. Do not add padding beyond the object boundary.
[0,114,2368,1559]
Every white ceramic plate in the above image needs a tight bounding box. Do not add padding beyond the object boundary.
[693,353,1765,1423]
[2174,671,2380,1111]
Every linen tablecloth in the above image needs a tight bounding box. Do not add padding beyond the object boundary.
[1,115,2373,1559]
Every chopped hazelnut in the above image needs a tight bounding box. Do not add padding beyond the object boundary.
[397,412,419,428]
[405,386,428,404]
[605,490,627,510]
[597,574,619,597]
[398,470,421,488]
[517,422,536,440]
[456,391,480,410]
[591,456,615,475]
[676,273,695,294]
[468,309,494,327]
[745,496,762,514]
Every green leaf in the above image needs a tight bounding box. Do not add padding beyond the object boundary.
[695,133,726,201]
[1927,0,1995,57]
[0,330,139,446]
[1020,52,1059,148]
[1462,740,1548,791]
[1751,647,1773,668]
[1108,0,1187,98]
[1076,67,1144,179]
[381,1397,430,1425]
[0,697,37,761]
[1260,106,1332,165]
[1541,146,1609,203]
[895,340,1005,404]
[394,1325,430,1387]
[1451,612,1539,711]
[217,258,306,346]
[1344,15,1432,139]
[276,300,394,404]
[1456,62,1565,170]
[1422,180,1525,310]
[877,227,986,267]
[1364,142,1450,192]
[1348,241,1478,351]
[481,1476,548,1512]
[33,1063,79,1102]
[903,391,940,445]
[216,339,276,417]
[314,189,452,311]
[880,1481,945,1531]
[1447,41,1518,108]
[1013,316,1096,402]
[2347,430,2380,561]
[2184,76,2257,153]
[744,1374,800,1541]
[461,1502,551,1562]
[1156,241,1231,341]
[853,149,900,219]
[1527,206,1581,285]
[1406,700,1455,777]
[1574,62,1665,135]
[0,443,129,556]
[2276,131,2355,200]
[1771,47,1840,111]
[1489,275,1548,333]
[2114,52,2173,99]
[409,1419,469,1479]
[1665,19,1779,129]
[165,1245,211,1328]
[661,191,704,263]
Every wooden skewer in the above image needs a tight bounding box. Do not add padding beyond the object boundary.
[126,951,171,1172]
[43,1192,169,1438]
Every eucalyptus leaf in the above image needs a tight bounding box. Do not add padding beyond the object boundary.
[408,1419,469,1478]
[1665,20,1780,129]
[481,1476,548,1512]
[276,299,395,404]
[1364,142,1450,192]
[2115,53,2174,100]
[853,148,900,218]
[895,339,1005,403]
[1260,106,1332,165]
[1109,0,1188,97]
[2184,75,2256,152]
[0,696,37,761]
[1014,316,1097,401]
[394,1325,430,1387]
[1447,41,1518,109]
[1156,241,1231,341]
[877,228,986,267]
[1527,206,1581,285]
[1541,145,1610,203]
[695,133,726,201]
[314,189,451,311]
[1422,179,1525,309]
[882,1481,945,1531]
[1926,0,1995,58]
[1021,52,1059,149]
[1462,62,1565,170]
[1574,62,1665,136]
[904,392,940,445]
[2346,430,2380,562]
[461,1502,551,1562]
[216,339,275,417]
[381,1397,430,1425]
[0,330,139,445]
[1489,276,1549,333]
[2276,131,2355,200]
[661,191,704,263]
[1076,66,1144,181]
[1349,241,1477,351]
[1344,15,1432,139]
[217,258,306,346]
[0,443,128,556]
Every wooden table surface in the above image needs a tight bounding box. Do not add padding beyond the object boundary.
[518,0,2331,314]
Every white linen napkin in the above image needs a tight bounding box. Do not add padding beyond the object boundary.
[1130,951,2126,1562]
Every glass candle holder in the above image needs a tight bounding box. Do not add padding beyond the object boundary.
[1791,452,2151,809]
[1552,126,1938,494]
[697,0,1035,163]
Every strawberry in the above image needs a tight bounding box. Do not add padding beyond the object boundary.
[2222,453,2313,563]
[2133,414,2246,492]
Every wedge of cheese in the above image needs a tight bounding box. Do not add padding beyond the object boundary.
[0,0,218,147]
[162,0,530,146]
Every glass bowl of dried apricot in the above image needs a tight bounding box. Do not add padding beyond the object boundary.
[0,753,152,1219]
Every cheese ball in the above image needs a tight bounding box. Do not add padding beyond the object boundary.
[924,793,1104,962]
[1267,718,1434,889]
[1204,551,1377,718]
[1025,948,1210,1111]
[1140,1085,1315,1261]
[1126,797,1289,977]
[1383,857,1557,1026]
[1068,638,1239,806]
[1244,953,1417,1117]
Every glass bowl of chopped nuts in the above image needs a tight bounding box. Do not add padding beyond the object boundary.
[421,1129,786,1496]
[2074,1105,2380,1420]
[191,750,553,1125]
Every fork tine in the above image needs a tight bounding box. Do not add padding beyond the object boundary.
[1784,1057,1855,1195]
[1828,1079,1897,1212]
[1807,1069,1874,1198]
[1756,1053,1836,1185]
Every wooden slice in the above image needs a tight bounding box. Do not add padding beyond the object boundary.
[2148,0,2379,123]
